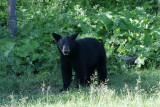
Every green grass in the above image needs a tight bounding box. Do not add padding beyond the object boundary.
[0,67,160,107]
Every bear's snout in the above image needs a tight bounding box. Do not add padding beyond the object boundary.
[62,45,70,55]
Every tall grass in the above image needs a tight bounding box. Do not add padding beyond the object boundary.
[0,68,160,107]
[2,83,160,107]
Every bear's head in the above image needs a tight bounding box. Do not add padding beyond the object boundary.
[52,33,78,55]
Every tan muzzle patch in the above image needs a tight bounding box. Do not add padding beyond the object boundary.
[62,45,70,55]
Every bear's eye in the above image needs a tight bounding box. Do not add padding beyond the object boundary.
[58,41,63,48]
[60,41,63,45]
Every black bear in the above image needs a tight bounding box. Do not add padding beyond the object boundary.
[52,33,107,91]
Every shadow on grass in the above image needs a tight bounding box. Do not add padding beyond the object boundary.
[107,68,160,94]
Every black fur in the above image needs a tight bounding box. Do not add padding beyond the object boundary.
[52,33,107,91]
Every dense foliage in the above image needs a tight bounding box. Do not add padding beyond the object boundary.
[0,0,160,77]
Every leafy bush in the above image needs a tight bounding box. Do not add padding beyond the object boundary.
[0,0,159,77]
[0,35,60,76]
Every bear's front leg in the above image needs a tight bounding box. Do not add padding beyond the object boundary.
[73,64,86,88]
[60,59,72,92]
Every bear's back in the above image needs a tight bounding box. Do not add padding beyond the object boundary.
[75,38,106,65]
[76,38,105,53]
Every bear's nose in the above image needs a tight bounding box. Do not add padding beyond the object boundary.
[64,50,69,54]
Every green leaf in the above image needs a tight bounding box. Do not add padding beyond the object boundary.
[113,28,120,36]
[3,41,15,57]
[117,45,123,53]
[152,29,160,40]
[32,54,39,61]
[135,56,146,67]
[4,51,10,57]
[4,41,15,51]
[98,14,113,26]
[144,33,152,46]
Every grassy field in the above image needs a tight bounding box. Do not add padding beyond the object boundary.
[0,67,160,107]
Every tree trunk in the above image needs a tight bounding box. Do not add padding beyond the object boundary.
[157,0,160,15]
[7,0,17,38]
[158,0,160,12]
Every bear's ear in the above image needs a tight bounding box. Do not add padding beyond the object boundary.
[52,33,61,41]
[71,33,79,40]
